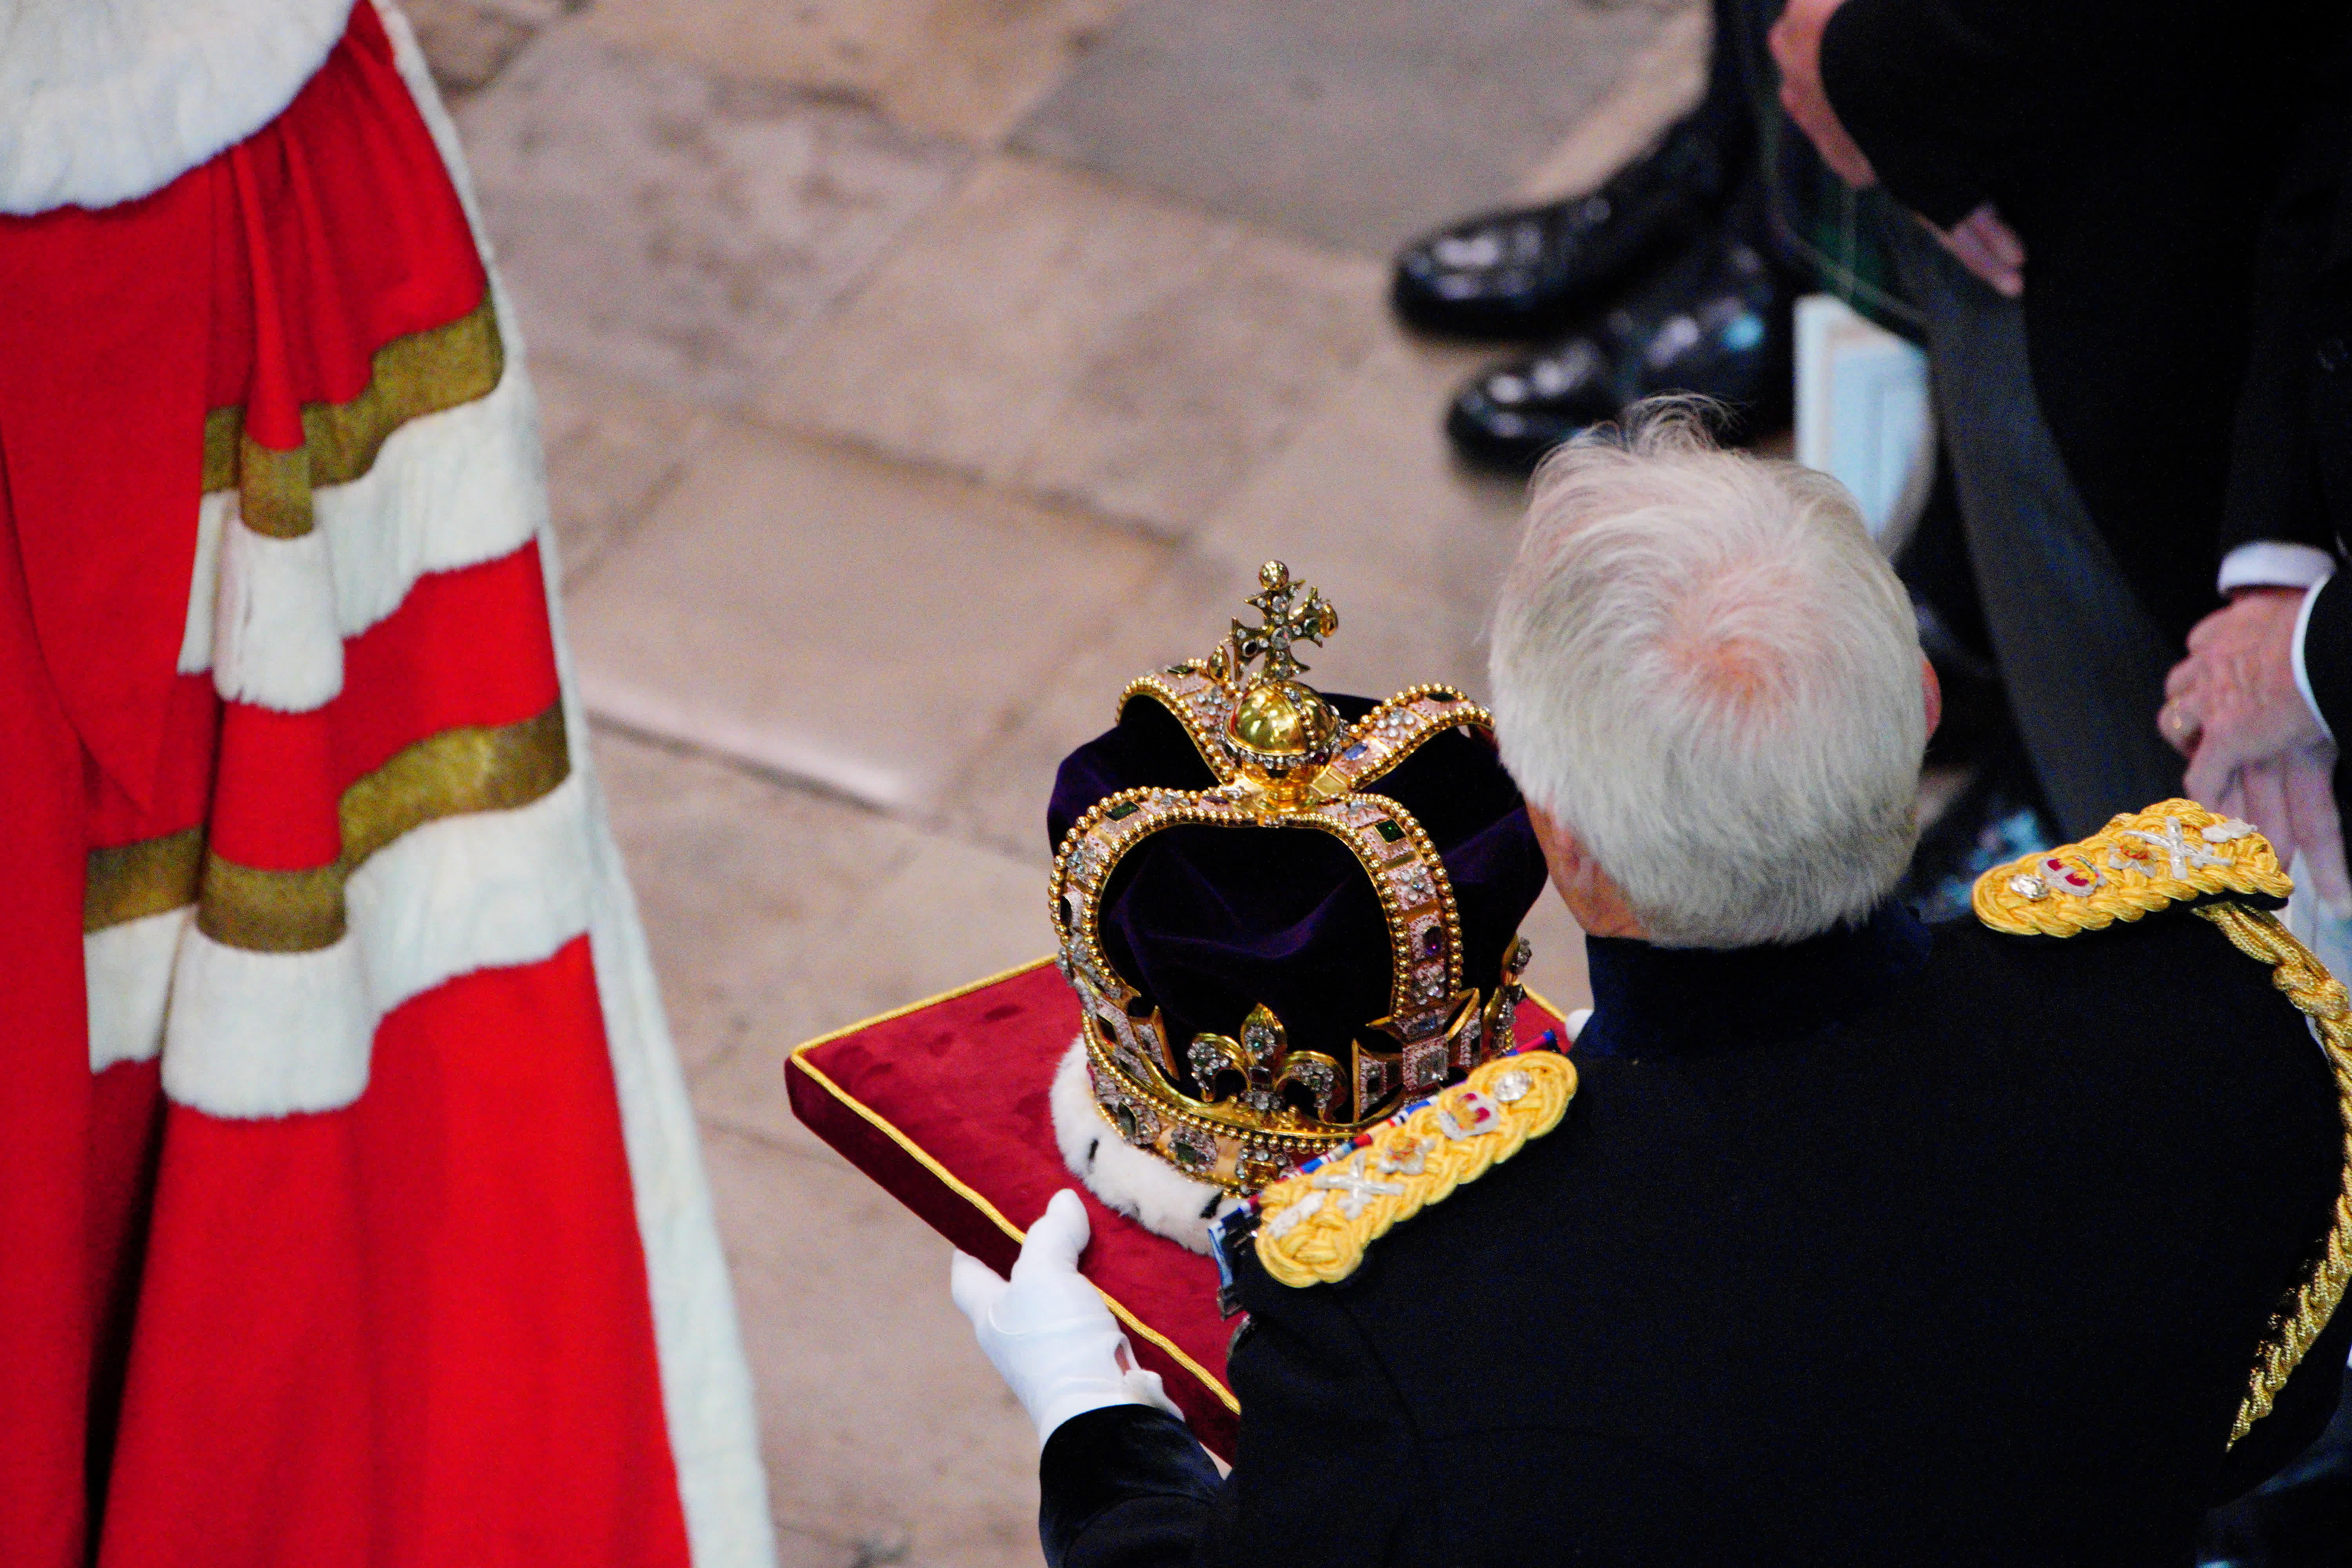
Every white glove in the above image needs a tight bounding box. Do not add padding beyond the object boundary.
[950,1189,1186,1447]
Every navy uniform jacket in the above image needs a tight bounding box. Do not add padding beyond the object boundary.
[1038,899,2350,1566]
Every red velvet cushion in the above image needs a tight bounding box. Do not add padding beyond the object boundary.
[785,958,1568,1460]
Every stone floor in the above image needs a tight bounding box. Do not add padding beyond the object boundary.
[410,1,1708,1561]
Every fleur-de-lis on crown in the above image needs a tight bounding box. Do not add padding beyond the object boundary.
[1186,1003,1343,1123]
[1231,561,1338,684]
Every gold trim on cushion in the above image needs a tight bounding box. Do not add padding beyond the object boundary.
[202,297,505,537]
[786,1014,1241,1417]
[84,828,205,934]
[783,960,1568,1417]
[89,702,570,951]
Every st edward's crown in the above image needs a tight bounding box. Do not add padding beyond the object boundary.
[1049,562,1540,1195]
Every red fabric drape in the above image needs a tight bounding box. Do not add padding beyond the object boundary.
[0,0,483,815]
[0,10,695,1566]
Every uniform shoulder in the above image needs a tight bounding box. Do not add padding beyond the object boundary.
[1970,798,2290,936]
[1240,1049,1576,1290]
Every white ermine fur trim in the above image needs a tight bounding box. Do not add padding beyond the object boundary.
[1050,1036,1236,1256]
[581,781,778,1567]
[0,0,356,215]
[157,777,595,1118]
[179,491,232,674]
[490,287,775,1568]
[318,340,546,632]
[212,517,345,711]
[163,930,375,1116]
[87,906,193,1073]
[178,305,546,698]
[394,17,776,1561]
[345,771,595,1017]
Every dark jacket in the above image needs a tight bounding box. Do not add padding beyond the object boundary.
[2214,24,2352,774]
[2216,29,2352,570]
[1040,902,2349,1566]
[1818,0,2343,643]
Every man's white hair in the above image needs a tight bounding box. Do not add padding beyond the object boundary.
[1489,400,1925,947]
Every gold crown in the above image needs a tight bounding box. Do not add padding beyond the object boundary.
[1049,562,1533,1194]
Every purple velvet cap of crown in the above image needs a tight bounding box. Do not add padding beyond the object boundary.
[1047,692,1549,1073]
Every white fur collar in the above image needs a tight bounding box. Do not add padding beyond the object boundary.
[1050,1036,1246,1256]
[0,0,358,214]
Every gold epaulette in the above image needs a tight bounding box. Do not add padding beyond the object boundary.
[1976,798,2352,1450]
[1971,798,2292,938]
[1252,1050,1576,1289]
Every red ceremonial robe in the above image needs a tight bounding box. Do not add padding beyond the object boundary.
[0,5,770,1565]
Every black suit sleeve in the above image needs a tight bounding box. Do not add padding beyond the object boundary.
[2218,63,2352,562]
[2303,575,2352,747]
[1039,1259,1417,1568]
[1040,1406,1222,1568]
[1816,0,2117,229]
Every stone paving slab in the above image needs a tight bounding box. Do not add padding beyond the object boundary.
[1013,0,1682,256]
[1191,333,1529,701]
[764,154,1384,538]
[581,0,1136,147]
[1512,3,1708,204]
[459,27,967,407]
[704,1125,1039,1568]
[598,727,1049,1562]
[566,417,1167,813]
[687,803,1050,1151]
[406,0,543,97]
[601,737,1053,1149]
[933,546,1245,867]
[535,362,711,586]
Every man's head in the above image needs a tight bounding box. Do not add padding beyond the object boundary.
[1490,401,1931,948]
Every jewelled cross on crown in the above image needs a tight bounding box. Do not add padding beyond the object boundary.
[1232,561,1338,683]
[1220,562,1345,795]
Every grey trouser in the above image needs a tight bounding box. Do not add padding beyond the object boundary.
[1884,218,2187,840]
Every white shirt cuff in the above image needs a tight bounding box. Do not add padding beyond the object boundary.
[2220,541,2338,593]
[2294,572,2334,743]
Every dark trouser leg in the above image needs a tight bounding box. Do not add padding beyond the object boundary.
[1883,217,2186,838]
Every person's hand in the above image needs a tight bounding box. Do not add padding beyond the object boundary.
[1924,203,2025,298]
[949,1190,1183,1448]
[2162,586,2349,914]
[1769,0,1878,188]
[2213,750,2351,917]
[2162,588,2321,788]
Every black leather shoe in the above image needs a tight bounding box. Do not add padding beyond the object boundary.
[1393,115,1737,340]
[1443,228,1794,473]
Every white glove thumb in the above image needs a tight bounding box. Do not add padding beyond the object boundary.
[950,1250,1007,1327]
[1119,1365,1185,1424]
[947,1189,1190,1446]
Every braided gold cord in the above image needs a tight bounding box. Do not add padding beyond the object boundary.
[1973,799,2292,938]
[2192,903,2352,1447]
[1253,1051,1577,1288]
